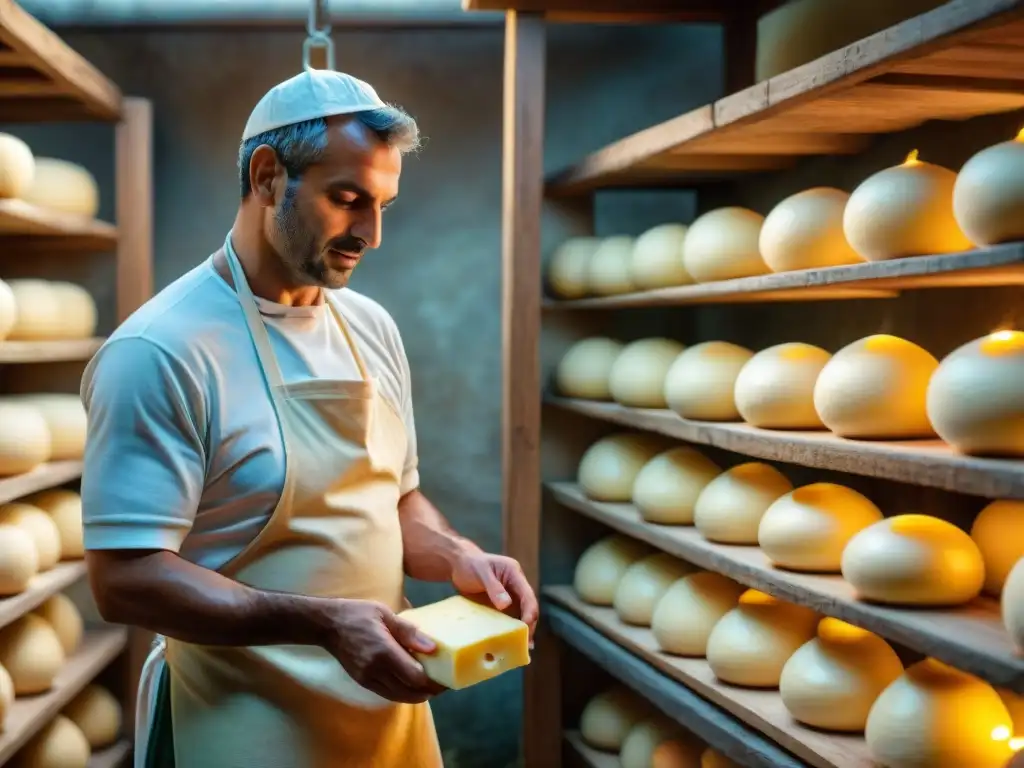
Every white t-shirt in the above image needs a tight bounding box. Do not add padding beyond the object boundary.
[79,255,419,572]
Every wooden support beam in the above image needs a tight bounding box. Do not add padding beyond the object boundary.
[115,97,153,324]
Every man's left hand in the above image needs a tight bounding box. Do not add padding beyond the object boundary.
[451,552,540,645]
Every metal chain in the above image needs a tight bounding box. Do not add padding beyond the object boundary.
[302,0,334,71]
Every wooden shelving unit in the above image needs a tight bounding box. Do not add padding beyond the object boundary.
[0,1,152,764]
[474,0,1024,764]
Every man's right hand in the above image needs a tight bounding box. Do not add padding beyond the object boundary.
[316,598,446,704]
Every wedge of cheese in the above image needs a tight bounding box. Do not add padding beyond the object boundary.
[399,595,531,690]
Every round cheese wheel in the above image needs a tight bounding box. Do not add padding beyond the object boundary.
[0,614,65,695]
[757,483,884,573]
[652,571,745,657]
[693,462,793,545]
[705,589,819,688]
[6,280,63,341]
[682,207,768,283]
[21,157,100,219]
[926,330,1024,457]
[0,402,51,476]
[16,714,90,768]
[579,686,652,751]
[578,433,667,502]
[953,131,1024,246]
[734,342,831,429]
[614,553,697,627]
[26,489,84,560]
[759,187,863,272]
[1005,557,1024,652]
[621,718,702,768]
[548,237,601,299]
[843,150,972,262]
[0,133,34,199]
[574,534,653,606]
[63,684,122,749]
[34,594,82,656]
[779,617,904,732]
[701,749,739,768]
[865,658,1015,768]
[0,661,14,724]
[555,337,624,400]
[841,514,985,606]
[9,395,86,461]
[0,524,38,595]
[632,447,721,524]
[50,282,97,340]
[587,236,636,296]
[0,503,60,571]
[813,334,938,439]
[0,279,17,342]
[608,338,685,408]
[663,342,755,421]
[970,500,1024,596]
[630,223,693,290]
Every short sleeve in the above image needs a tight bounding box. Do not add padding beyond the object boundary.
[80,336,207,552]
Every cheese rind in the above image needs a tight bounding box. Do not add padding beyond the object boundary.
[398,595,530,690]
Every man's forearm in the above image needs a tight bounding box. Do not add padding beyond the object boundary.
[399,490,478,581]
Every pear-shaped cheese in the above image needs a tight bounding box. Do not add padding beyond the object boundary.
[614,553,697,627]
[574,535,653,606]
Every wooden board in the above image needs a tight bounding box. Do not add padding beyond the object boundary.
[0,628,128,763]
[0,0,121,122]
[564,731,621,768]
[0,199,117,253]
[543,243,1024,309]
[549,482,1024,692]
[547,397,1024,500]
[0,561,87,631]
[89,741,131,768]
[0,460,82,505]
[547,588,873,768]
[546,0,1024,193]
[0,338,103,363]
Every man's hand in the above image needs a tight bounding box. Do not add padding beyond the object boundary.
[450,552,540,645]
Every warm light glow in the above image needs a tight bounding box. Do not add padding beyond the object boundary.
[738,589,778,608]
[993,725,1012,741]
[1016,126,1024,142]
[1011,737,1024,752]
[980,329,1024,356]
[818,617,873,644]
[903,149,921,166]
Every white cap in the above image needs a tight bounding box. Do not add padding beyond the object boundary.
[242,69,387,140]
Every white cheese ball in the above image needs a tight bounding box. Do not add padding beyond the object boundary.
[608,338,685,409]
[34,593,83,656]
[693,462,793,545]
[865,659,1015,768]
[841,514,985,606]
[16,714,90,768]
[579,686,652,751]
[953,132,1024,246]
[548,237,601,299]
[25,489,83,560]
[757,483,884,573]
[843,151,972,262]
[632,446,721,524]
[555,337,624,400]
[1005,557,1024,652]
[6,279,63,341]
[63,684,123,749]
[0,133,34,198]
[587,236,636,296]
[574,534,653,606]
[663,342,755,421]
[21,157,100,219]
[577,433,667,502]
[813,334,938,439]
[0,402,51,476]
[779,617,904,732]
[926,330,1024,457]
[621,718,702,768]
[0,614,65,695]
[0,279,16,341]
[0,524,38,595]
[706,589,819,688]
[682,207,768,283]
[759,187,862,272]
[8,394,87,461]
[652,571,745,657]
[734,342,831,429]
[970,500,1024,596]
[614,553,698,627]
[0,503,61,572]
[630,223,692,290]
[50,282,97,339]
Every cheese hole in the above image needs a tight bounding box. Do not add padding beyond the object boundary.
[483,653,498,668]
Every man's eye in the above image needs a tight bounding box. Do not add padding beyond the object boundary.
[331,193,358,207]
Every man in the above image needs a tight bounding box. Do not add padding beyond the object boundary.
[80,69,538,768]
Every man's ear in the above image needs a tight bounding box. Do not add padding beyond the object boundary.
[248,144,283,206]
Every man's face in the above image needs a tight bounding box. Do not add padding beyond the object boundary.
[267,117,401,290]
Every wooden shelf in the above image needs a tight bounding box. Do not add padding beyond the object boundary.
[546,0,1024,193]
[543,243,1024,309]
[547,397,1024,500]
[0,460,82,505]
[0,561,87,631]
[0,200,118,252]
[546,600,808,768]
[547,588,872,768]
[0,338,104,363]
[564,731,619,768]
[549,482,1024,692]
[0,627,128,764]
[89,741,131,768]
[0,0,121,122]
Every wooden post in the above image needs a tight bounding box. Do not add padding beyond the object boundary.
[115,97,154,324]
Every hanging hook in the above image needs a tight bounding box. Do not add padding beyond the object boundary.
[303,0,334,71]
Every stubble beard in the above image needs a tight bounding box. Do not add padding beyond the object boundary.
[275,185,353,290]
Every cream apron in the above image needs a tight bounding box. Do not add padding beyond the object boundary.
[134,235,442,768]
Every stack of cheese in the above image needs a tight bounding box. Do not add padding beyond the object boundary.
[0,280,97,343]
[0,133,101,220]
[0,394,88,477]
[13,683,123,768]
[0,489,85,597]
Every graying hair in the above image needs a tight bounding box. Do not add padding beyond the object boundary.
[237,105,420,197]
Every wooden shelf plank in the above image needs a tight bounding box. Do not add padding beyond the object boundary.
[549,482,1024,692]
[0,560,86,631]
[0,627,128,764]
[545,600,808,768]
[0,460,82,505]
[564,731,620,768]
[0,338,104,363]
[0,199,117,252]
[88,740,131,768]
[543,243,1024,309]
[547,588,872,768]
[547,397,1024,500]
[0,0,121,122]
[545,0,1024,193]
